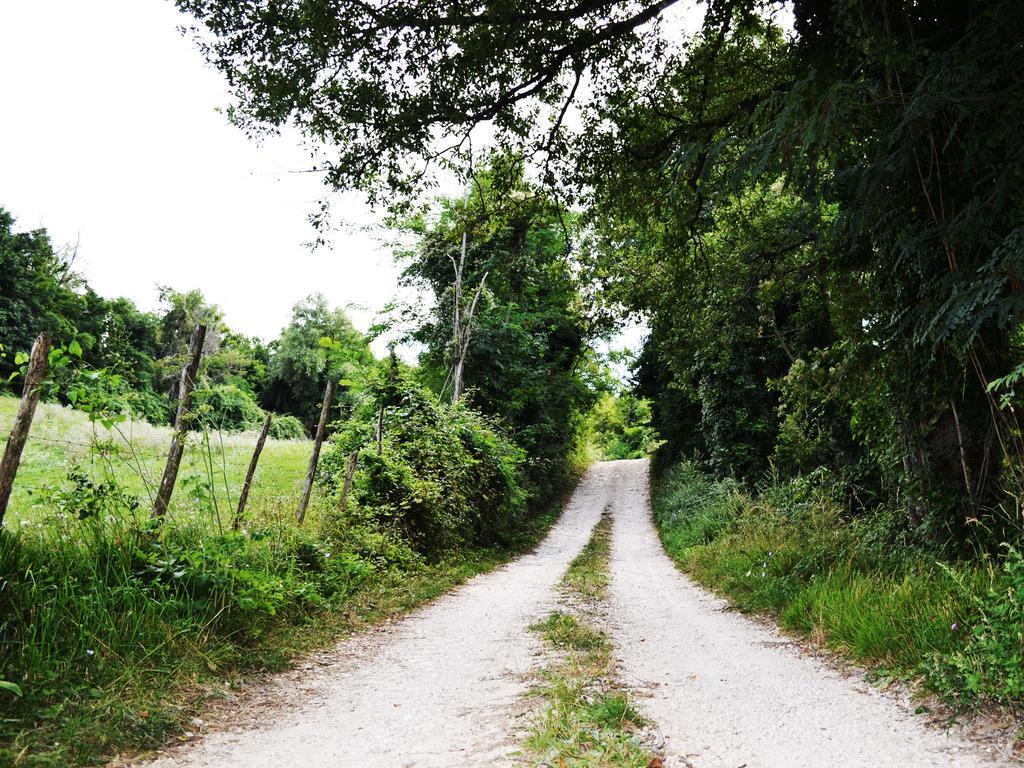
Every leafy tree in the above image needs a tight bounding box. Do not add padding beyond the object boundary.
[262,295,373,429]
[0,211,171,419]
[588,391,660,460]
[584,4,1024,536]
[177,0,684,202]
[153,288,271,419]
[177,0,1024,539]
[400,165,603,500]
[0,209,81,385]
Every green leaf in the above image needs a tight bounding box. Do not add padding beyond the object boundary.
[14,351,28,365]
[0,681,23,697]
[69,339,83,358]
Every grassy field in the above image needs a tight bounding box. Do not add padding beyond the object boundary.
[0,396,313,530]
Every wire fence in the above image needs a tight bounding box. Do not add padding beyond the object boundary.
[0,328,323,527]
[1,425,301,510]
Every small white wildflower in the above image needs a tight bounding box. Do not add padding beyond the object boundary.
[86,649,95,657]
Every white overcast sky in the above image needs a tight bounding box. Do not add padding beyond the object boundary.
[0,0,651,365]
[0,0,405,347]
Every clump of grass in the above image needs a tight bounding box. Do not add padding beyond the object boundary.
[523,514,652,767]
[563,508,613,599]
[531,612,609,653]
[652,460,1023,710]
[526,611,648,767]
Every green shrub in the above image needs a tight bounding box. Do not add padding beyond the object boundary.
[192,383,265,432]
[926,548,1024,705]
[125,387,172,425]
[321,371,526,556]
[268,413,307,440]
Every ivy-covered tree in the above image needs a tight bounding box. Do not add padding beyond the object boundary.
[401,165,604,501]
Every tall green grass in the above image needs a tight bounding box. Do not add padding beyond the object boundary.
[0,500,559,766]
[652,461,1024,708]
[0,396,310,529]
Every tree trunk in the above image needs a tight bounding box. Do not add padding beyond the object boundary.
[0,332,51,527]
[375,404,384,455]
[339,450,359,515]
[296,379,335,524]
[153,324,207,519]
[233,412,272,531]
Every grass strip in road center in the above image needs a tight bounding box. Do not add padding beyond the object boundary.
[523,508,656,767]
[562,505,613,600]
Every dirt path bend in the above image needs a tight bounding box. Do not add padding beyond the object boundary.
[138,467,613,768]
[605,458,1009,768]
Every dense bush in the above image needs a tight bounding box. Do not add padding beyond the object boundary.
[192,383,265,432]
[321,366,526,555]
[268,413,307,440]
[189,385,309,439]
[926,548,1024,705]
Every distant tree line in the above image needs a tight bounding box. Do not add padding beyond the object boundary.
[0,207,369,439]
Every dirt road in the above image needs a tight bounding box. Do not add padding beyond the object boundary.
[139,460,1009,767]
[137,467,610,768]
[604,458,1007,768]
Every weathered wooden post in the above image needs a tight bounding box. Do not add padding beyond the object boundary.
[338,449,359,515]
[0,332,51,527]
[374,404,384,455]
[233,412,272,531]
[296,379,335,525]
[152,324,206,519]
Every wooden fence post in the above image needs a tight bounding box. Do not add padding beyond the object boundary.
[296,379,335,524]
[233,412,272,531]
[152,324,207,519]
[0,332,51,527]
[374,404,384,455]
[338,449,359,515]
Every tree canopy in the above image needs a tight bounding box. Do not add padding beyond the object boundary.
[178,0,1024,540]
[261,294,373,429]
[398,164,606,500]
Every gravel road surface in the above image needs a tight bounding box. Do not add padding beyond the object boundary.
[605,458,1009,768]
[137,460,1011,767]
